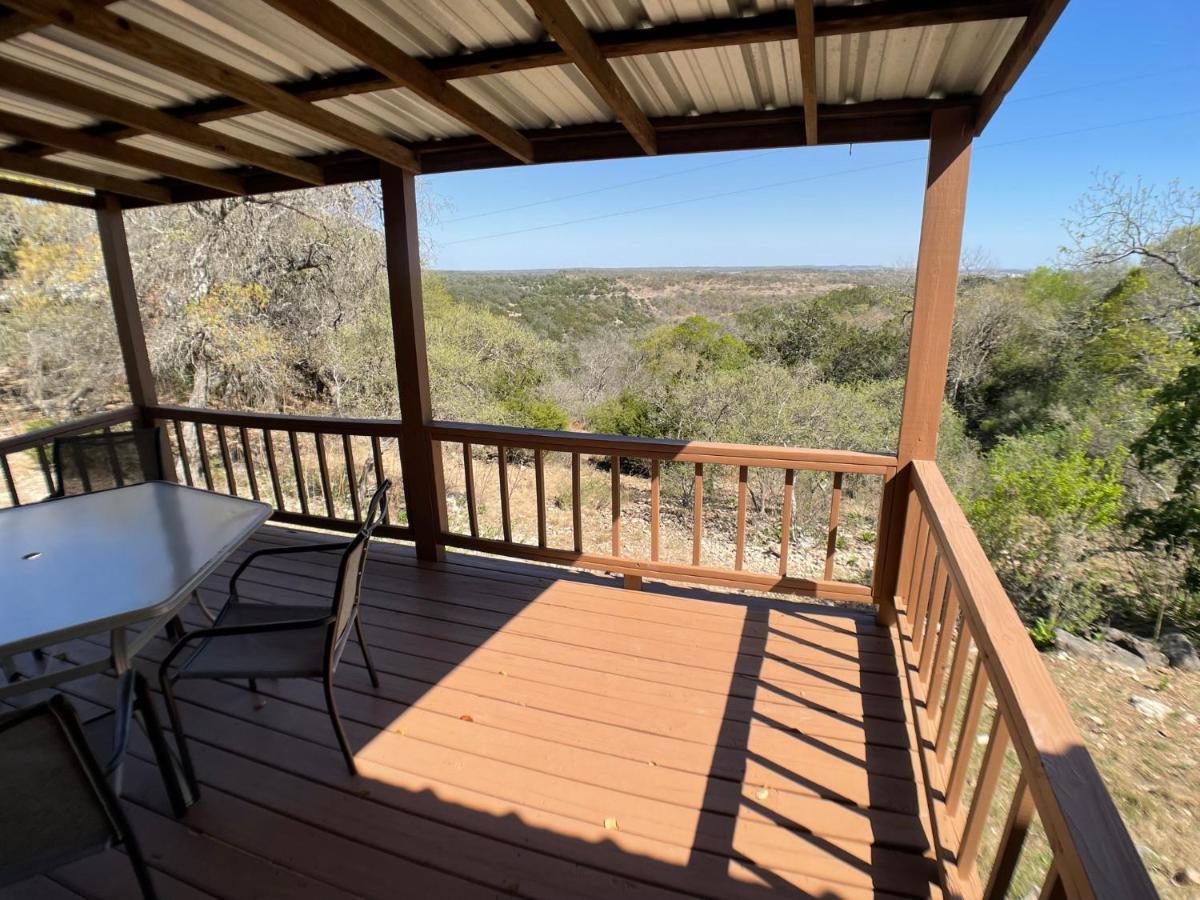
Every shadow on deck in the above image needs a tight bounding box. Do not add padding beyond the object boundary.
[5,524,940,900]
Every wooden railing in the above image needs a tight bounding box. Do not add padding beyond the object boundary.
[146,405,411,542]
[0,405,140,507]
[429,421,896,602]
[899,460,1154,899]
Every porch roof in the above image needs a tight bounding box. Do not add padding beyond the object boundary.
[0,0,1066,207]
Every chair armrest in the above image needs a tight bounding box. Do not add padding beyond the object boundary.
[228,541,351,603]
[159,614,336,678]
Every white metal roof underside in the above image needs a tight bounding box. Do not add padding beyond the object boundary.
[0,0,1030,194]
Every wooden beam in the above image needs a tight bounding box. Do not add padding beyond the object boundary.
[0,147,169,203]
[525,0,657,155]
[975,0,1069,132]
[0,57,323,185]
[380,164,447,561]
[794,0,819,146]
[95,195,156,409]
[0,108,244,195]
[263,0,534,164]
[6,0,420,173]
[897,106,974,464]
[0,176,96,207]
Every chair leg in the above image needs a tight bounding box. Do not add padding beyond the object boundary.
[122,825,160,900]
[158,672,200,797]
[248,677,258,693]
[354,611,380,688]
[323,673,358,776]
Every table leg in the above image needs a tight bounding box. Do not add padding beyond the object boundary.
[110,627,131,674]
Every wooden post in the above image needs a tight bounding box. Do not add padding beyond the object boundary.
[874,106,973,625]
[381,164,447,561]
[95,192,174,480]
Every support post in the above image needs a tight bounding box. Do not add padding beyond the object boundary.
[874,106,973,625]
[380,164,447,561]
[96,192,173,480]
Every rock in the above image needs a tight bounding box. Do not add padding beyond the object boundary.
[1161,632,1200,671]
[1173,867,1200,886]
[1054,629,1148,669]
[1105,628,1169,667]
[1129,695,1172,719]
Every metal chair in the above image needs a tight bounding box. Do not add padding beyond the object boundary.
[159,480,391,787]
[52,426,165,497]
[0,693,158,899]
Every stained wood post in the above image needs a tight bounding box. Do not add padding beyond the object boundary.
[96,192,174,481]
[381,164,447,561]
[874,106,973,625]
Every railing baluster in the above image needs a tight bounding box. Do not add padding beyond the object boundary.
[497,444,511,543]
[35,444,54,496]
[172,419,193,486]
[650,459,660,562]
[959,713,1012,876]
[314,433,334,518]
[984,773,1036,900]
[239,426,260,501]
[215,425,237,495]
[1,453,19,506]
[534,448,547,549]
[937,620,973,759]
[371,436,390,524]
[778,468,794,576]
[919,566,952,681]
[70,439,91,493]
[288,431,308,515]
[947,656,990,815]
[262,429,284,510]
[194,423,214,491]
[342,434,361,522]
[924,582,960,703]
[462,442,478,538]
[911,549,941,653]
[692,463,704,566]
[905,514,931,611]
[102,425,124,487]
[571,452,582,552]
[1038,862,1066,900]
[610,455,620,556]
[823,470,844,580]
[734,465,748,570]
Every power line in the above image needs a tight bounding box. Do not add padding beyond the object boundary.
[442,106,1200,247]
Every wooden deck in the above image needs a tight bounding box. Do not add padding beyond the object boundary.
[4,524,942,900]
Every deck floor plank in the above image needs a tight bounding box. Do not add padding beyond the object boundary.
[29,525,941,899]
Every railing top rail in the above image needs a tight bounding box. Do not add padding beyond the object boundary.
[147,404,404,438]
[0,405,140,454]
[909,459,1155,900]
[429,420,899,474]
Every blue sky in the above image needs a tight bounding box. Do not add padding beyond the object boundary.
[422,0,1199,271]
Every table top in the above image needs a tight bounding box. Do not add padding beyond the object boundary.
[0,482,271,655]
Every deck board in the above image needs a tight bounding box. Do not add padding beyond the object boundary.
[9,525,941,899]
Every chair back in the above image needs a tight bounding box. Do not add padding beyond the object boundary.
[0,695,130,886]
[53,427,164,497]
[330,480,391,648]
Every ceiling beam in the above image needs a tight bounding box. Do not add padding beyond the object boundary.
[5,0,421,172]
[0,176,96,207]
[4,1,1030,160]
[525,0,657,155]
[974,0,1068,132]
[0,108,245,194]
[0,147,169,202]
[0,57,324,185]
[794,0,819,146]
[263,0,534,164]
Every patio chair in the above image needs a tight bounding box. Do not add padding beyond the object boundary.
[0,693,158,899]
[159,480,391,785]
[52,426,165,497]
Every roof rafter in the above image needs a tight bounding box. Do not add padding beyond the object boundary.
[0,108,245,194]
[794,0,819,146]
[0,57,324,184]
[5,0,421,172]
[974,0,1069,132]
[263,0,534,164]
[0,147,169,202]
[525,0,657,155]
[0,175,95,207]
